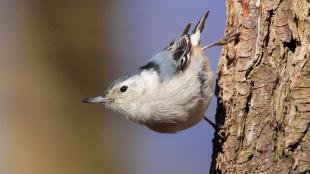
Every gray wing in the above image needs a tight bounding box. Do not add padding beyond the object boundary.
[167,35,191,71]
[139,10,210,82]
[139,36,192,82]
[139,51,177,82]
[139,35,191,81]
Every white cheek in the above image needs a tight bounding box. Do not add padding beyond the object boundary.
[139,70,160,94]
[115,70,160,121]
[120,70,159,95]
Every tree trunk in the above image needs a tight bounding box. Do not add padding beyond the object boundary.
[211,0,310,173]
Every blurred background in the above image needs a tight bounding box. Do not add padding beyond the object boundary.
[0,0,226,174]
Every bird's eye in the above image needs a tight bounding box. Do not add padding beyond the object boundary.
[120,86,128,93]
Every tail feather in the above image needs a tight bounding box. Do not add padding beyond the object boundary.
[191,11,209,46]
[181,23,191,36]
[192,11,209,34]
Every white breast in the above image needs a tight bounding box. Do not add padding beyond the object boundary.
[134,48,214,133]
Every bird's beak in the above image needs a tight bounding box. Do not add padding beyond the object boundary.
[81,96,108,104]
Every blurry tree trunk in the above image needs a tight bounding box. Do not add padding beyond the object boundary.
[211,0,309,173]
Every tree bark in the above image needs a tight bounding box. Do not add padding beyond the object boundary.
[211,0,310,173]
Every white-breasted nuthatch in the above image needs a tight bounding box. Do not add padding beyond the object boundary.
[83,11,217,133]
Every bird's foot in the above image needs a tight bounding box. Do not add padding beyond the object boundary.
[202,26,240,50]
[203,116,226,140]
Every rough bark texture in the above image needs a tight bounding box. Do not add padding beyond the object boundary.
[211,0,310,173]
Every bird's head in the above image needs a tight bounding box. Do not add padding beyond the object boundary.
[82,68,160,117]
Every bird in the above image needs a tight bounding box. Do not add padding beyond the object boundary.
[82,11,217,133]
